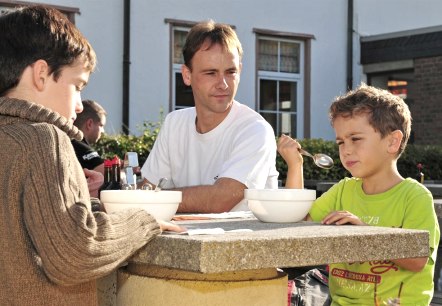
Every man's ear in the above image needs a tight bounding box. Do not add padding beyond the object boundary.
[387,130,403,154]
[85,118,94,131]
[32,60,50,91]
[181,64,191,86]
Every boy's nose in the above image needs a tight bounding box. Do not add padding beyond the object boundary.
[75,99,83,113]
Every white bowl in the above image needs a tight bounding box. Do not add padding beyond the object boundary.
[100,190,182,221]
[245,189,316,223]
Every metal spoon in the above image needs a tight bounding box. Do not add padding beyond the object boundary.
[299,148,334,169]
[154,177,168,192]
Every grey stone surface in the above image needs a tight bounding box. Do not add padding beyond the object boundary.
[130,219,429,273]
[427,184,442,198]
[435,199,442,218]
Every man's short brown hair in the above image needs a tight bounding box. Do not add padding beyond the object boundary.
[182,20,243,70]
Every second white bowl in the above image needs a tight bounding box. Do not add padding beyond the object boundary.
[245,189,316,223]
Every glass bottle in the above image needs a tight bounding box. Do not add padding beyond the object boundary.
[416,163,425,184]
[105,156,122,190]
[99,159,112,192]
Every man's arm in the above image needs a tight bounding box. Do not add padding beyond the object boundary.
[140,177,246,213]
[177,178,246,213]
[93,162,104,176]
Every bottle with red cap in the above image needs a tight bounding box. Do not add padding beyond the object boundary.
[99,159,113,191]
[103,156,122,191]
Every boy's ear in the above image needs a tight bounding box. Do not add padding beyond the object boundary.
[32,60,50,91]
[387,130,403,154]
[181,64,191,86]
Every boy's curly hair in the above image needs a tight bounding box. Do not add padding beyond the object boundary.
[329,83,411,156]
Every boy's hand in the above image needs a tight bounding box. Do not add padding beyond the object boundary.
[277,134,303,166]
[322,211,366,225]
[84,168,104,198]
[158,220,187,233]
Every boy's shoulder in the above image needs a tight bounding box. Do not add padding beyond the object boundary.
[335,177,431,199]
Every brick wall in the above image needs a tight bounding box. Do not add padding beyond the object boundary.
[409,56,442,145]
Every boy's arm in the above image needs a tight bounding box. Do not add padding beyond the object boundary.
[24,128,162,286]
[277,135,304,189]
[391,257,428,272]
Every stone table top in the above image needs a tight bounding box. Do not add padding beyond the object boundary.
[435,199,442,219]
[129,218,429,274]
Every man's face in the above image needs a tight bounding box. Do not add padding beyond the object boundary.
[41,60,90,123]
[181,42,241,117]
[85,115,106,145]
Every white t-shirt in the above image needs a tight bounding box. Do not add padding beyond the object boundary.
[141,101,279,211]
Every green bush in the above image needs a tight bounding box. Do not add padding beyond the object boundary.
[399,144,442,181]
[94,121,442,182]
[96,120,161,166]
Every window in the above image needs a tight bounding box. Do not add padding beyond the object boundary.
[257,36,304,137]
[368,69,415,142]
[0,1,79,23]
[168,21,194,111]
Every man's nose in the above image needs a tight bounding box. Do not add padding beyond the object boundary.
[216,74,228,90]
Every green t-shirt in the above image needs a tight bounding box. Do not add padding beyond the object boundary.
[310,177,440,306]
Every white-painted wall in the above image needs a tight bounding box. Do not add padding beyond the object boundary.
[23,0,442,140]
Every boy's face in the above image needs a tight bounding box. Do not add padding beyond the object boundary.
[41,60,90,123]
[334,113,393,180]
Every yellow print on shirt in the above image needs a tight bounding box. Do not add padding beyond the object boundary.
[334,277,372,294]
[360,215,380,225]
[332,268,381,283]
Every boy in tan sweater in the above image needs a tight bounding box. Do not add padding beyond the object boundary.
[0,6,182,305]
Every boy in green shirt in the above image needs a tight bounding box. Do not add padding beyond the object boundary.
[278,84,439,305]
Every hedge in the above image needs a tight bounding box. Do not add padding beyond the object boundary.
[95,120,442,183]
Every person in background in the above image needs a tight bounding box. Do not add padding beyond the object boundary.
[0,6,183,306]
[141,20,278,213]
[72,99,106,175]
[278,84,439,304]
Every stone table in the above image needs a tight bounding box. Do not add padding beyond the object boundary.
[110,218,429,306]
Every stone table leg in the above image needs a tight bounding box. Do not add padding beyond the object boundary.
[117,264,288,306]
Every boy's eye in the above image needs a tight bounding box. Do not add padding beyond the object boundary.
[351,137,361,142]
[336,141,343,146]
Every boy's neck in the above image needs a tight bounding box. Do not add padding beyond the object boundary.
[361,170,404,195]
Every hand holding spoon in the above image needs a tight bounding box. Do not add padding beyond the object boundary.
[299,148,334,169]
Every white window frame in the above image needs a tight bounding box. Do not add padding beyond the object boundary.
[171,26,192,110]
[257,36,305,137]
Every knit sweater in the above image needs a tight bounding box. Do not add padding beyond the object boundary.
[0,97,161,305]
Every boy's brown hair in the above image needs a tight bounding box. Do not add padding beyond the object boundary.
[0,6,96,96]
[329,83,412,156]
[182,20,243,70]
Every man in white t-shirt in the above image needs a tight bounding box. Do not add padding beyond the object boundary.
[141,20,278,213]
